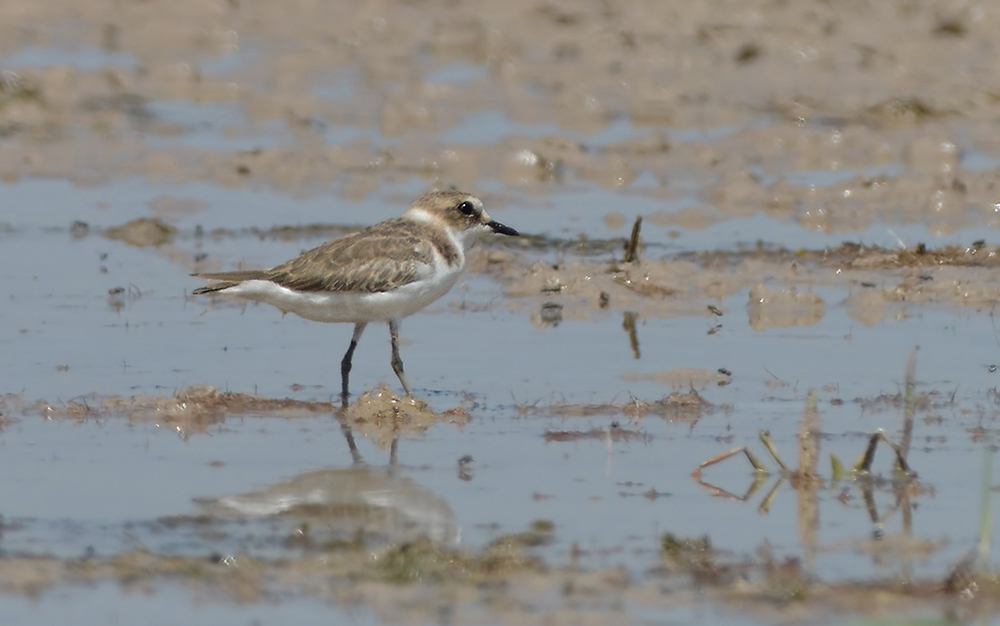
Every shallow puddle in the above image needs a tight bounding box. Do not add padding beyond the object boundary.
[4,0,1000,623]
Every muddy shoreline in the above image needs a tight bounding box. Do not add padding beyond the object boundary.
[4,0,1000,624]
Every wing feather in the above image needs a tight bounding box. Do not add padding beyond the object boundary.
[192,270,268,294]
[265,219,439,293]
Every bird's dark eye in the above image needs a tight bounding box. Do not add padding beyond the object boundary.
[457,201,477,216]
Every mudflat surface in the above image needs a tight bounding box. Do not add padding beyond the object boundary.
[3,1,1000,624]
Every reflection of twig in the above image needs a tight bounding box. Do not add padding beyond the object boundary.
[622,311,640,359]
[991,304,1000,348]
[899,484,913,580]
[624,216,642,263]
[757,477,783,514]
[690,352,941,586]
[798,391,820,477]
[693,466,771,502]
[758,431,790,473]
[898,346,919,470]
[695,383,919,508]
[977,444,993,573]
[860,483,879,525]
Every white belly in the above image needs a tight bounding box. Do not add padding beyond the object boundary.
[220,271,461,323]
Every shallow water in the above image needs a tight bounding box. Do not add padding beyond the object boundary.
[4,1,1000,623]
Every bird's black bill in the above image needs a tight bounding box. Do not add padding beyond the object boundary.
[487,220,519,236]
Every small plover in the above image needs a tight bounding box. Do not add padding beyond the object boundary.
[193,191,518,404]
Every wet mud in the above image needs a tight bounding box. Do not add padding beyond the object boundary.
[5,0,1000,624]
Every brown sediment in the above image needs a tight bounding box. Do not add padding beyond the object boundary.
[0,536,996,624]
[0,0,999,243]
[343,384,470,448]
[22,385,468,442]
[6,0,1000,621]
[103,217,177,247]
[32,385,335,434]
[478,241,1000,329]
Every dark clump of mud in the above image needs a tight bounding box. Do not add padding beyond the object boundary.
[343,384,471,448]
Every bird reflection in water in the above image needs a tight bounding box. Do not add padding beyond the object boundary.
[194,423,460,549]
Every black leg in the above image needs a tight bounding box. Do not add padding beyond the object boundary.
[340,322,367,407]
[388,318,413,396]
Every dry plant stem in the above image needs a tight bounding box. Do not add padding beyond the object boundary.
[853,432,881,473]
[624,216,642,263]
[881,433,914,476]
[691,446,770,483]
[691,446,745,481]
[852,430,914,476]
[693,357,920,510]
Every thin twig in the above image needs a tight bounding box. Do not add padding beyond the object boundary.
[624,216,642,263]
